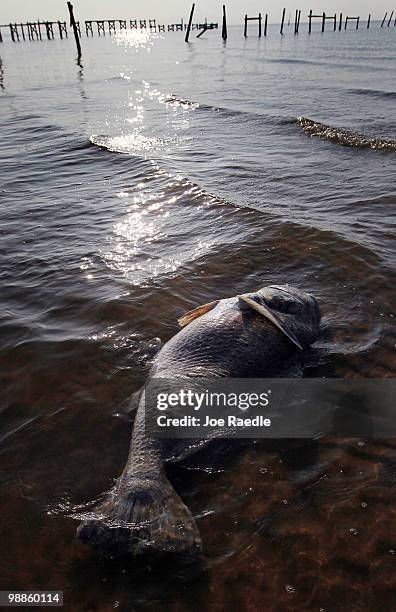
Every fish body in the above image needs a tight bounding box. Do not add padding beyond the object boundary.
[77,285,321,557]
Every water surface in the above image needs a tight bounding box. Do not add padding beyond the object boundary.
[1,23,396,611]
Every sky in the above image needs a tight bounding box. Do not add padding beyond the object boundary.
[0,1,390,25]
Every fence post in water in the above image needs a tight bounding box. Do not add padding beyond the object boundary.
[38,20,42,40]
[244,14,247,37]
[10,23,20,42]
[356,16,360,29]
[196,24,208,38]
[387,11,394,26]
[280,8,286,34]
[295,9,301,33]
[67,2,82,57]
[339,13,342,30]
[185,3,195,42]
[367,14,371,28]
[333,13,337,31]
[32,22,37,40]
[264,13,268,35]
[321,12,325,32]
[294,9,301,34]
[0,28,2,43]
[222,5,227,40]
[344,16,348,30]
[308,9,312,33]
[381,12,387,27]
[258,13,262,37]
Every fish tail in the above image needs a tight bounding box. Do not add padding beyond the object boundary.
[76,471,202,558]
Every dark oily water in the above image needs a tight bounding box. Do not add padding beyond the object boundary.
[1,24,396,611]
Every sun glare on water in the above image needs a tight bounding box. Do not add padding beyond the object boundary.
[115,29,161,52]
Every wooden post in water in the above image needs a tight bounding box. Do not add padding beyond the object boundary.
[333,13,337,31]
[344,16,348,30]
[295,10,301,33]
[67,2,81,57]
[387,11,394,26]
[264,13,268,35]
[280,8,286,34]
[10,23,19,42]
[356,16,360,29]
[38,20,42,40]
[321,12,325,32]
[339,13,342,30]
[244,15,262,37]
[196,25,208,38]
[185,3,195,42]
[381,12,387,27]
[294,9,298,33]
[222,5,227,40]
[367,14,371,28]
[308,9,312,33]
[31,22,39,40]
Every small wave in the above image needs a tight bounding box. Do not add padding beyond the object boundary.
[165,94,199,109]
[348,87,396,100]
[268,57,318,66]
[164,93,288,125]
[297,117,396,151]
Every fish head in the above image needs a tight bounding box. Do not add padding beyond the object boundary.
[238,284,321,349]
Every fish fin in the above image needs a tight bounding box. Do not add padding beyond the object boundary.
[77,471,202,557]
[178,300,220,328]
[238,294,303,351]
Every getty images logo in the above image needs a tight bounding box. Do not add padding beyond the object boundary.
[156,388,272,412]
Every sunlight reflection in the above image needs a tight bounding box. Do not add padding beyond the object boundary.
[82,168,220,285]
[114,29,159,52]
[100,184,192,282]
[91,133,169,152]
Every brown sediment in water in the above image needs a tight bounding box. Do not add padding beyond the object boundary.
[1,218,396,610]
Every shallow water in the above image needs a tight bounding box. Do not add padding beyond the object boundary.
[1,23,396,611]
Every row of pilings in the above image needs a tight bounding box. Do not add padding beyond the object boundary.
[0,18,218,43]
[1,7,395,44]
[242,9,396,37]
